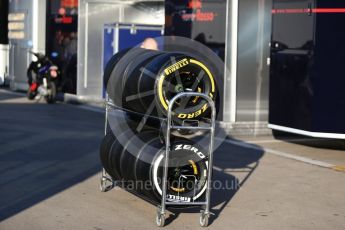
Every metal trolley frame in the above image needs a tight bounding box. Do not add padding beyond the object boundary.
[100,94,121,192]
[100,92,216,227]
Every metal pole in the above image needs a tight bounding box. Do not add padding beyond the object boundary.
[160,95,172,215]
[204,97,216,215]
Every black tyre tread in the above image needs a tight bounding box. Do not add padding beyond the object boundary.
[122,50,163,113]
[120,130,160,182]
[134,135,163,201]
[107,48,150,106]
[108,128,134,180]
[99,132,116,176]
[103,48,131,88]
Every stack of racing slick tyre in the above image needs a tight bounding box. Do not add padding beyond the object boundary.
[105,48,217,120]
[100,47,219,204]
[100,129,209,204]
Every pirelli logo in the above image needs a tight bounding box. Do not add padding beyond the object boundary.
[164,59,189,76]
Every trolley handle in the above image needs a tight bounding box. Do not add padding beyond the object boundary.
[160,92,216,218]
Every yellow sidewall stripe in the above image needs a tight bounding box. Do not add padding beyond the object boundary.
[158,74,168,110]
[189,59,215,93]
[189,160,198,175]
[171,187,186,193]
[157,59,216,112]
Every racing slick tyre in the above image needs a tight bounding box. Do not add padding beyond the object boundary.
[99,132,116,177]
[126,131,209,203]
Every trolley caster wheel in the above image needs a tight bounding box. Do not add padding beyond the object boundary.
[100,177,106,192]
[100,185,106,192]
[100,177,113,192]
[199,213,209,227]
[156,214,165,227]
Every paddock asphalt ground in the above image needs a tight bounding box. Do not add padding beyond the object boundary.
[0,89,344,230]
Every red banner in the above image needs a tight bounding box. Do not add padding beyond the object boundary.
[61,0,78,8]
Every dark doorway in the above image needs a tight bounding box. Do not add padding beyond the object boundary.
[46,0,78,94]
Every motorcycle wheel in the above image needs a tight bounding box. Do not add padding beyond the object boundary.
[27,89,36,100]
[45,81,57,104]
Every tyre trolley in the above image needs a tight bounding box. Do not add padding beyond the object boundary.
[156,92,216,227]
[100,92,216,227]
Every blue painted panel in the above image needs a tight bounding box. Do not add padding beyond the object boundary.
[103,27,115,70]
[118,29,162,50]
[102,25,163,98]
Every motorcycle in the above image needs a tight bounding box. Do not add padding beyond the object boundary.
[27,52,60,104]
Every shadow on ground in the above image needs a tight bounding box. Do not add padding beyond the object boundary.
[0,94,104,221]
[0,91,265,227]
[0,89,24,101]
